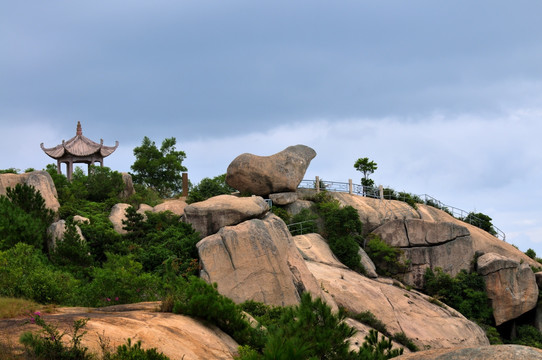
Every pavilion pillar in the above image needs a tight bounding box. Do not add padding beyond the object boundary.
[57,160,61,174]
[67,161,73,182]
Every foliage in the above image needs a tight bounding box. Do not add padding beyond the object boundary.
[126,183,163,208]
[104,338,170,360]
[510,325,542,349]
[0,243,79,304]
[288,208,319,235]
[463,212,497,236]
[0,167,19,174]
[525,248,537,259]
[85,165,125,202]
[364,234,409,277]
[187,174,234,203]
[350,310,389,337]
[50,220,94,277]
[423,268,492,323]
[0,297,43,319]
[131,136,187,198]
[271,206,291,224]
[479,323,503,345]
[240,300,289,330]
[122,207,200,275]
[391,332,418,352]
[20,313,91,360]
[313,196,364,272]
[354,157,378,192]
[81,253,161,307]
[358,329,404,360]
[171,276,263,348]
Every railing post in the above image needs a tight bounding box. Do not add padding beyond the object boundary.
[349,179,353,194]
[379,185,384,200]
[316,176,320,193]
[182,172,189,197]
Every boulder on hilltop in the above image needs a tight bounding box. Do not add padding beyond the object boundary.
[0,171,60,212]
[225,144,316,196]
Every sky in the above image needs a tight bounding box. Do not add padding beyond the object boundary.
[1,1,542,254]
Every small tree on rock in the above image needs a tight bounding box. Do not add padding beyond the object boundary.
[354,157,378,195]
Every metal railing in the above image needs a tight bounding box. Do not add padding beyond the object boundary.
[287,220,317,236]
[297,179,506,241]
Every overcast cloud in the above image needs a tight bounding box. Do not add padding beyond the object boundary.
[1,1,542,254]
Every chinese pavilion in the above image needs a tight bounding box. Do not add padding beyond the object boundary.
[41,122,119,181]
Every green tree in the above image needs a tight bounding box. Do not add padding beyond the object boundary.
[187,174,235,203]
[85,165,124,202]
[131,137,187,198]
[354,158,378,194]
[463,212,497,236]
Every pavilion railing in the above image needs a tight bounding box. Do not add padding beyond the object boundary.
[297,178,506,241]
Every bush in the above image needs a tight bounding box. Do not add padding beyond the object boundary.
[0,243,79,304]
[511,325,542,349]
[526,248,537,259]
[187,174,234,203]
[364,234,409,277]
[104,338,170,360]
[50,220,94,277]
[85,165,125,202]
[423,268,492,323]
[463,212,497,236]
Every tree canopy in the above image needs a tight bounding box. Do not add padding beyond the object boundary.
[131,137,187,198]
[354,157,378,191]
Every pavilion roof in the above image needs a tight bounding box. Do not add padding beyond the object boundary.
[41,122,119,160]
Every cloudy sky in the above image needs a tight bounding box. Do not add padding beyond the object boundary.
[2,1,542,254]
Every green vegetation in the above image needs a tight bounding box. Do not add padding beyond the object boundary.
[187,173,234,203]
[354,157,378,190]
[463,212,497,236]
[364,234,409,277]
[131,137,187,198]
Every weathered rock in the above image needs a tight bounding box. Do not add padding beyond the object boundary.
[119,172,135,200]
[358,247,378,278]
[109,203,131,235]
[372,219,474,288]
[184,195,269,238]
[73,215,90,224]
[284,199,313,216]
[0,171,60,212]
[477,252,538,326]
[225,145,316,196]
[396,344,542,360]
[153,199,187,216]
[0,302,239,360]
[536,272,542,288]
[346,318,408,354]
[47,220,85,250]
[197,213,324,306]
[269,192,298,206]
[306,261,489,350]
[293,233,347,268]
[137,203,154,215]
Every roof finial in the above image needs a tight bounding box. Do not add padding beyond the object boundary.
[76,121,82,136]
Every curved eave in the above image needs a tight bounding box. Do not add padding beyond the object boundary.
[40,143,66,159]
[100,141,119,157]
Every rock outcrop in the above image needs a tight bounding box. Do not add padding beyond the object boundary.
[396,344,542,359]
[225,145,316,196]
[120,172,135,200]
[0,171,60,212]
[197,213,324,306]
[372,219,474,288]
[153,198,187,216]
[109,203,131,235]
[184,195,269,238]
[0,302,239,360]
[269,192,298,205]
[47,219,85,250]
[293,230,488,350]
[477,252,538,326]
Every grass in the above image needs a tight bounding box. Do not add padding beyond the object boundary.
[0,297,55,319]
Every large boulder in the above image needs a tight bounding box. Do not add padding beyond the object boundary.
[197,213,324,306]
[372,219,474,288]
[0,171,60,212]
[396,345,542,360]
[47,219,85,251]
[109,203,131,235]
[225,145,316,196]
[119,172,135,200]
[153,199,187,216]
[269,192,298,206]
[0,302,239,360]
[184,195,269,238]
[477,252,538,326]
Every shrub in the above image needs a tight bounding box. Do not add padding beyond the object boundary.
[20,313,91,360]
[511,325,542,349]
[349,310,389,337]
[423,268,492,324]
[364,234,409,277]
[104,338,170,360]
[526,248,537,259]
[0,243,79,304]
[463,212,497,236]
[85,165,125,202]
[187,174,234,203]
[358,329,404,359]
[50,220,94,277]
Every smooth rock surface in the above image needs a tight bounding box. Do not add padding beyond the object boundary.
[153,199,187,216]
[477,252,538,326]
[197,213,324,306]
[47,219,85,250]
[396,344,542,359]
[269,192,298,205]
[0,302,239,360]
[0,171,60,212]
[109,203,131,235]
[184,195,268,238]
[120,172,135,199]
[225,145,316,196]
